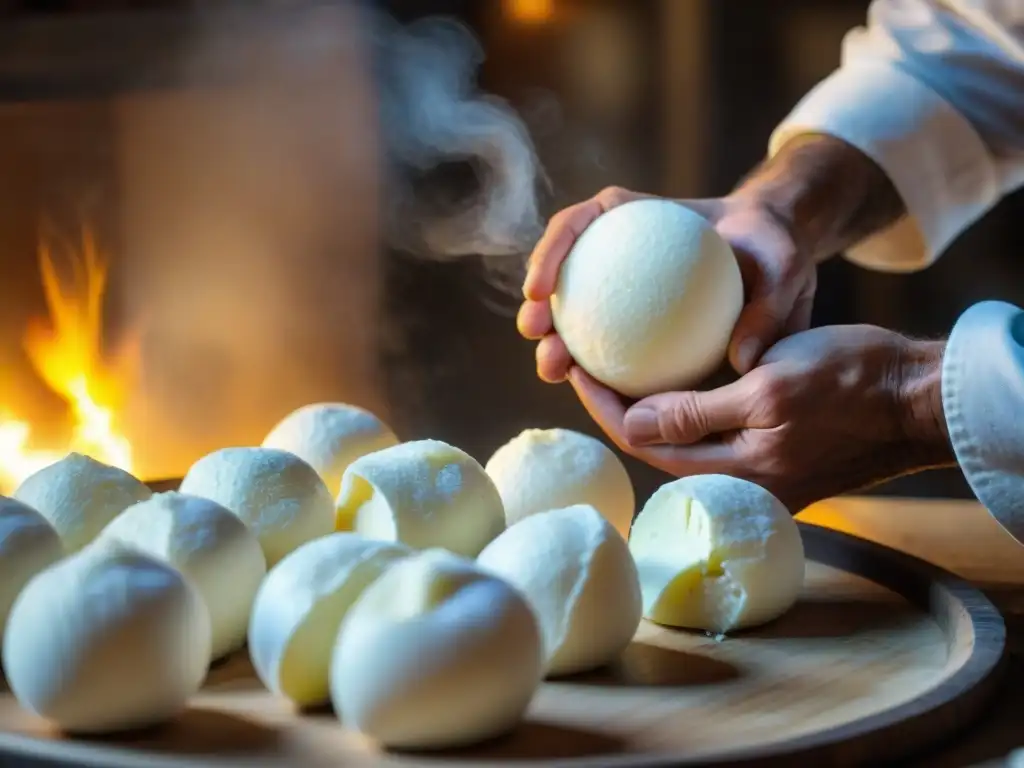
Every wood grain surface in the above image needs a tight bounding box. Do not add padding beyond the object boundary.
[0,497,1009,768]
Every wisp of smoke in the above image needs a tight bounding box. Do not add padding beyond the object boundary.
[369,11,549,289]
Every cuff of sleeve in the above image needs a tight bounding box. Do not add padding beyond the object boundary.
[943,301,1024,546]
[769,61,1000,273]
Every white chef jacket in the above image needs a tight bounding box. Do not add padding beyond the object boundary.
[769,0,1024,544]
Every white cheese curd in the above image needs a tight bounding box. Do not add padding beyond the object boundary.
[335,439,505,557]
[330,548,543,750]
[262,402,399,496]
[13,453,152,553]
[179,447,334,568]
[629,474,805,633]
[99,491,266,661]
[551,199,743,398]
[485,427,635,537]
[248,532,410,707]
[2,540,211,734]
[478,504,642,676]
[0,496,64,641]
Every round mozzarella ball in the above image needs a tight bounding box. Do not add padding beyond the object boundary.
[179,447,334,568]
[477,504,641,676]
[249,533,411,707]
[336,439,505,557]
[550,199,743,398]
[98,492,267,661]
[262,403,399,496]
[2,540,211,734]
[330,548,542,750]
[629,474,805,633]
[12,453,152,553]
[485,428,635,538]
[0,497,64,640]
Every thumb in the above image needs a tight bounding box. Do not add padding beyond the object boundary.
[623,380,753,447]
[729,291,790,374]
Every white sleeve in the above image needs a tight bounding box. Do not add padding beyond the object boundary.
[769,0,1024,272]
[943,301,1024,546]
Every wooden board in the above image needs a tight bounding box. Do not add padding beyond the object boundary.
[0,519,1007,768]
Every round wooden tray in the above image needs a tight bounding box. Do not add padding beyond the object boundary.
[0,517,1007,768]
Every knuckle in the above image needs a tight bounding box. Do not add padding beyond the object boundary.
[663,393,707,442]
[747,370,791,419]
[596,186,633,208]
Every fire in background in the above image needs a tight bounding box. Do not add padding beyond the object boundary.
[0,227,137,494]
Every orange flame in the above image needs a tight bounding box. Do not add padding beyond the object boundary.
[0,228,137,494]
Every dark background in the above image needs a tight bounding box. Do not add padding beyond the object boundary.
[2,0,1024,506]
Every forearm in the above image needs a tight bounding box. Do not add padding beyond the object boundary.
[731,134,906,264]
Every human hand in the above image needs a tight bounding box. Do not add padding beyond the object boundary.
[517,185,816,385]
[565,325,954,513]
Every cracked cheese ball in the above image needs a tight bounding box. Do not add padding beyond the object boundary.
[335,439,505,558]
[99,491,266,661]
[550,199,743,398]
[179,447,334,568]
[629,474,804,633]
[262,403,399,496]
[0,496,64,641]
[2,540,210,734]
[330,548,542,750]
[12,453,152,554]
[477,504,641,676]
[248,533,411,707]
[485,428,635,538]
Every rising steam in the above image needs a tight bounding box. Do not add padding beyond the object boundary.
[371,13,548,266]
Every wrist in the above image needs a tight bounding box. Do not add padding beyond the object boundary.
[729,133,904,264]
[895,338,955,469]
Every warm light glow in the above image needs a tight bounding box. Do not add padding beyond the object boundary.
[796,501,858,535]
[0,228,137,494]
[503,0,555,24]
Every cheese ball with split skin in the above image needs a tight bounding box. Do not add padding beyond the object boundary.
[13,453,152,553]
[99,491,267,661]
[551,199,743,398]
[179,447,334,568]
[262,402,400,497]
[330,548,543,750]
[335,439,506,557]
[485,427,635,538]
[248,533,411,707]
[629,474,805,634]
[0,497,64,641]
[2,539,211,734]
[478,504,642,676]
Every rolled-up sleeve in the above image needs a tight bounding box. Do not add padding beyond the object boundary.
[943,301,1024,545]
[769,0,1024,272]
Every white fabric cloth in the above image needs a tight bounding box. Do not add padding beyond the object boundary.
[769,1,1024,543]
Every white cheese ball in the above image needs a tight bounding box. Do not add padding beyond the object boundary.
[262,403,400,496]
[12,453,152,553]
[2,540,211,734]
[249,533,410,707]
[179,447,334,568]
[477,504,641,676]
[0,497,64,641]
[551,199,743,398]
[485,428,635,538]
[99,492,267,661]
[629,474,805,633]
[330,548,542,750]
[336,439,505,558]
